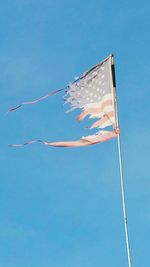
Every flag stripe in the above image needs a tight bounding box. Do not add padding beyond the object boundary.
[90,112,114,129]
[9,129,119,148]
[39,130,119,147]
[77,98,113,121]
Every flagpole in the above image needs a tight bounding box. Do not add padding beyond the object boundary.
[117,132,132,267]
[110,55,132,267]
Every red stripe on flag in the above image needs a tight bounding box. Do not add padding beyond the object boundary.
[89,112,114,129]
[8,129,119,148]
[77,99,113,121]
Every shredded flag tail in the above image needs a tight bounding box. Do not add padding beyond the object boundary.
[7,87,67,114]
[8,129,119,148]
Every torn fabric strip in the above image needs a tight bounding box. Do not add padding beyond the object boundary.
[9,129,119,148]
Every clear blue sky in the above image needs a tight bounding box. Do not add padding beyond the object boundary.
[1,1,150,266]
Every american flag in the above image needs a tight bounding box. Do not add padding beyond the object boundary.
[9,55,119,148]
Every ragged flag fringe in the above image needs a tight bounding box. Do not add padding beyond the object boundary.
[6,87,68,114]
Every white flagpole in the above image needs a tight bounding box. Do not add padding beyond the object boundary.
[110,55,132,267]
[117,131,132,267]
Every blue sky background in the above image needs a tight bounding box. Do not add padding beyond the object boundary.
[1,0,150,266]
